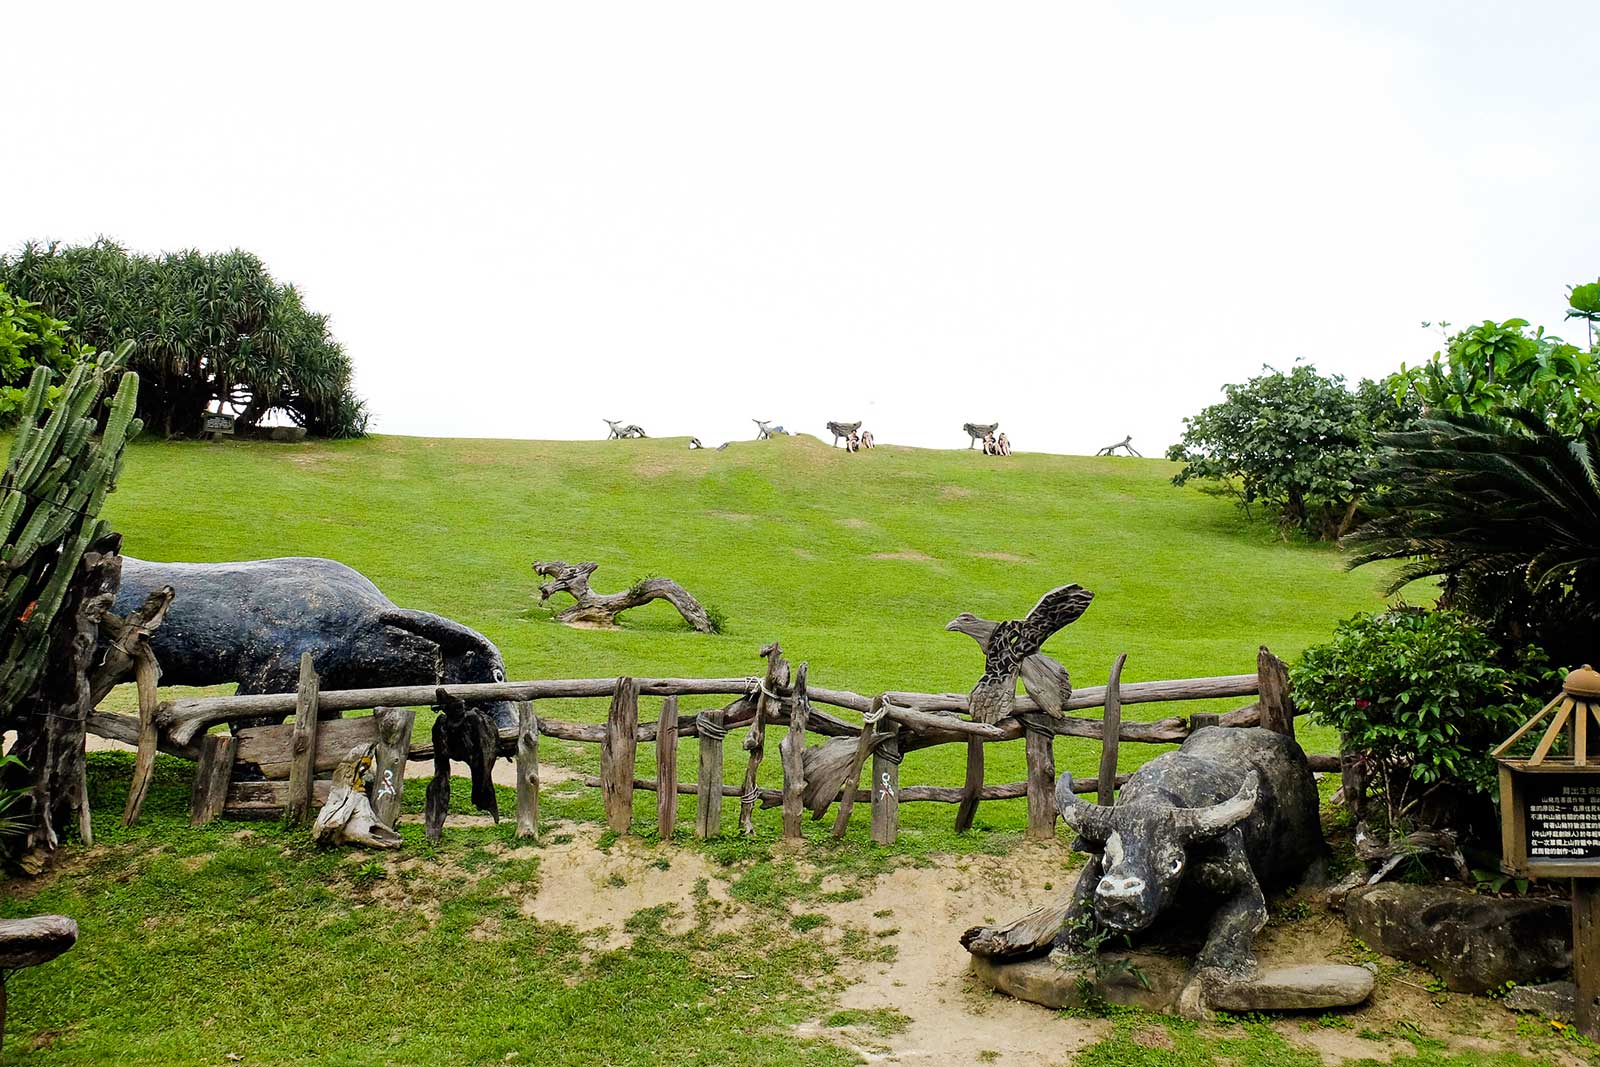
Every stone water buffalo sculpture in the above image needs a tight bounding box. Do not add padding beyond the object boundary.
[1052,726,1325,976]
[112,557,516,730]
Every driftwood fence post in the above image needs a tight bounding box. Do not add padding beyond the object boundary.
[284,652,321,826]
[1024,722,1056,840]
[119,644,164,828]
[189,733,235,826]
[1257,646,1295,738]
[780,663,812,839]
[655,696,679,838]
[601,677,640,833]
[695,706,726,838]
[370,706,417,830]
[516,701,540,841]
[831,697,885,838]
[870,728,902,845]
[741,644,788,835]
[1097,653,1128,806]
[955,737,984,833]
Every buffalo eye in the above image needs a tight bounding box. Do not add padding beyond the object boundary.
[1167,855,1184,876]
[492,666,505,682]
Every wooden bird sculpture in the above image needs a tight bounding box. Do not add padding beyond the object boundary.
[423,688,501,841]
[946,584,1095,723]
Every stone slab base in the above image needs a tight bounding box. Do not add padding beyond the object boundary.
[972,952,1374,1019]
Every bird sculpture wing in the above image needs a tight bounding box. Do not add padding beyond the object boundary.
[969,585,1094,724]
[1017,584,1095,649]
[1019,652,1072,718]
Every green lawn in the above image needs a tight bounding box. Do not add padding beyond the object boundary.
[95,431,1396,833]
[0,432,1546,1067]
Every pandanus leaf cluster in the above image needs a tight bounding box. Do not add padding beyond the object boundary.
[1348,409,1600,666]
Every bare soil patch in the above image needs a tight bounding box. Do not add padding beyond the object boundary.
[516,823,735,950]
[871,550,936,562]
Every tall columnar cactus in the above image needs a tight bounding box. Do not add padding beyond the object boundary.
[0,342,141,710]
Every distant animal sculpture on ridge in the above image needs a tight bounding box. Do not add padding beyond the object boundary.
[753,419,789,439]
[604,419,647,439]
[945,584,1095,723]
[963,422,999,449]
[1096,436,1142,457]
[826,421,863,447]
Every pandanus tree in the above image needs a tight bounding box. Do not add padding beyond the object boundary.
[0,239,367,438]
[1347,409,1600,668]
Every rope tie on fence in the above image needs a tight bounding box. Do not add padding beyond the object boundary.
[757,679,789,703]
[696,715,728,741]
[862,698,889,725]
[741,788,760,806]
[872,736,904,765]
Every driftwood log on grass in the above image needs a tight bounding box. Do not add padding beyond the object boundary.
[534,560,718,634]
[0,914,78,1054]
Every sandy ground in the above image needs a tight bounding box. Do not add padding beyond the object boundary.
[75,736,1579,1066]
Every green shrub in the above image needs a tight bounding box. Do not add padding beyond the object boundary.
[1166,364,1417,539]
[1292,608,1551,833]
[0,283,82,425]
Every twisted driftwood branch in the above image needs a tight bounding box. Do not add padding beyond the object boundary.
[533,560,717,634]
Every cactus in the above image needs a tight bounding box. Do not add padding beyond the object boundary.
[0,341,141,708]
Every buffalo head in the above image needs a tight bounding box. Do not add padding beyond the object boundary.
[382,609,518,730]
[1055,770,1259,933]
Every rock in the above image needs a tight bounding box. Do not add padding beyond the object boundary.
[265,425,307,443]
[1345,883,1570,993]
[1207,965,1375,1012]
[972,951,1187,1013]
[1505,981,1576,1021]
[972,952,1371,1019]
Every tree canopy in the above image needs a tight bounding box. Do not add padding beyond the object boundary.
[1165,364,1416,538]
[0,239,367,438]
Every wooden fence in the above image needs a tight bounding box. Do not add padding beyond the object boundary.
[87,643,1331,844]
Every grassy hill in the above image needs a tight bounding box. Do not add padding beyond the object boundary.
[9,432,1528,1067]
[100,431,1393,832]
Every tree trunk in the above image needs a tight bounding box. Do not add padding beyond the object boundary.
[8,545,122,872]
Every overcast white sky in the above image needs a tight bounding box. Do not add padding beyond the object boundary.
[6,2,1597,454]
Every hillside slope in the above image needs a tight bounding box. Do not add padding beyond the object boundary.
[100,432,1391,816]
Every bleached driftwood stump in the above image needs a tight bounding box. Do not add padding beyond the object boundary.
[533,560,718,634]
[312,742,402,849]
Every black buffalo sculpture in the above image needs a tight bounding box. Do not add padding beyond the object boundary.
[1052,726,1325,976]
[112,557,516,731]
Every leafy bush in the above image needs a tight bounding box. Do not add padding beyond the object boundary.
[1393,317,1600,435]
[0,283,82,425]
[1293,608,1551,834]
[1166,364,1416,538]
[1,239,367,438]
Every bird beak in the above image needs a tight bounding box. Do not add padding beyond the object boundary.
[944,619,961,632]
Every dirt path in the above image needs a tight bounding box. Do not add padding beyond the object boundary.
[802,841,1108,1066]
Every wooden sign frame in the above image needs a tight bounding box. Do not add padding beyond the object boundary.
[1499,760,1600,879]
